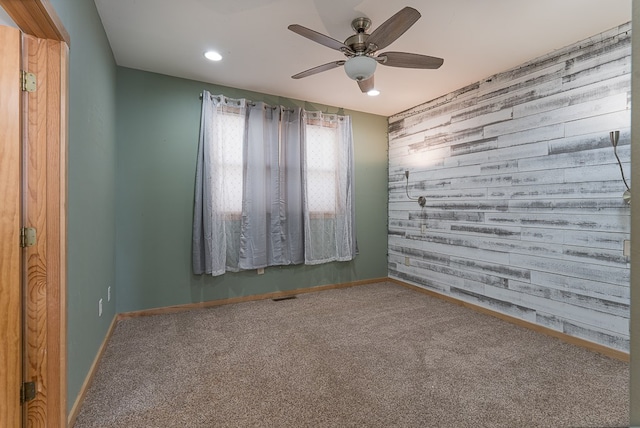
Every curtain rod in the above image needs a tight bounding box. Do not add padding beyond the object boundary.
[199,92,294,112]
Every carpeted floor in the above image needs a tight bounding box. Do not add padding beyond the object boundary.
[73,281,629,428]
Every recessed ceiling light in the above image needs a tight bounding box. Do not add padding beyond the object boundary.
[367,89,380,96]
[204,50,222,61]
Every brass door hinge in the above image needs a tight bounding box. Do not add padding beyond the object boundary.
[21,70,36,92]
[20,381,36,404]
[20,227,36,248]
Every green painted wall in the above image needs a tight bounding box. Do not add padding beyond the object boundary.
[115,67,388,313]
[48,0,118,414]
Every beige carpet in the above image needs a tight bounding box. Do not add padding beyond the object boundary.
[73,281,629,427]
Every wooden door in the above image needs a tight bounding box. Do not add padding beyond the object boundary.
[0,23,23,428]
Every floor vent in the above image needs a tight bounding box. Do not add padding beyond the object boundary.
[272,295,297,302]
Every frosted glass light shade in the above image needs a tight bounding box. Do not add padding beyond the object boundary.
[344,56,377,81]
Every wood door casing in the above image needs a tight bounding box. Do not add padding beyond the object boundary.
[0,1,68,426]
[0,24,22,428]
[22,33,68,427]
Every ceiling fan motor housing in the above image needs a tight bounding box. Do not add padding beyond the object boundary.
[345,32,375,54]
[344,55,377,81]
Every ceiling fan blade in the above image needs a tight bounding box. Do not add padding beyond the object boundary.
[378,52,444,69]
[357,75,375,93]
[288,24,350,52]
[366,7,421,52]
[292,61,346,79]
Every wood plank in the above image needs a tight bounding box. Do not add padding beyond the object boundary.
[511,169,565,186]
[57,40,68,426]
[510,198,629,215]
[564,109,630,137]
[564,163,630,185]
[508,280,629,317]
[0,24,22,428]
[390,191,488,204]
[445,141,549,167]
[484,93,628,137]
[564,30,631,77]
[45,38,64,426]
[513,74,631,119]
[563,59,630,93]
[518,145,629,172]
[562,229,628,251]
[496,123,564,149]
[484,284,628,333]
[389,267,452,294]
[510,253,629,286]
[537,313,629,352]
[450,137,498,157]
[489,181,627,201]
[548,129,630,155]
[530,270,629,301]
[421,226,624,268]
[478,63,564,100]
[449,256,530,281]
[485,211,629,233]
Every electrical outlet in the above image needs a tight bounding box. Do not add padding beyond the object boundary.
[257,268,264,275]
[421,224,427,234]
[624,240,631,257]
[404,256,410,266]
[98,298,103,317]
[107,286,111,302]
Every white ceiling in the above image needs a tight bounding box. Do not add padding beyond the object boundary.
[94,0,631,117]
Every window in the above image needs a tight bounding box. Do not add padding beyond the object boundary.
[305,121,338,215]
[215,108,244,215]
[193,92,355,276]
[215,108,342,217]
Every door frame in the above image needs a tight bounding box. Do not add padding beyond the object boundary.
[0,1,68,427]
[0,23,23,428]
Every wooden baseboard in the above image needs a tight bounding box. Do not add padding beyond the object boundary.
[388,278,630,362]
[67,315,118,427]
[117,277,387,320]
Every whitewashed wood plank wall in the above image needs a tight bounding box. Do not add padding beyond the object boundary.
[388,23,631,351]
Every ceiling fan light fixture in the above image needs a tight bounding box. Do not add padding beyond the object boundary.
[344,56,377,81]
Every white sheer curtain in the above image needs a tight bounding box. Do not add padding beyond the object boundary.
[302,111,356,264]
[193,91,355,276]
[193,92,247,275]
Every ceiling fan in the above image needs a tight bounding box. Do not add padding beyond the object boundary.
[288,6,444,93]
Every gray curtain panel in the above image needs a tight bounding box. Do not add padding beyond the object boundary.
[238,103,305,269]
